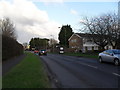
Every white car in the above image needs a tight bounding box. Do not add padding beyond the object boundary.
[98,49,120,66]
[59,47,64,54]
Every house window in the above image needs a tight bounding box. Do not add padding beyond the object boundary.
[87,39,92,42]
[94,46,98,50]
[71,39,77,42]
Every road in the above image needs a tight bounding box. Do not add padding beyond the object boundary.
[40,54,120,88]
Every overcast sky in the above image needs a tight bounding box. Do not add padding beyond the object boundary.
[0,0,118,44]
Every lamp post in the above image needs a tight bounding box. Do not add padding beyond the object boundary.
[45,39,47,50]
[50,35,54,53]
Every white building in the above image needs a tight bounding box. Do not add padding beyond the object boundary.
[68,33,112,52]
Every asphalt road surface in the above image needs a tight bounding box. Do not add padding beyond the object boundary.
[40,54,120,88]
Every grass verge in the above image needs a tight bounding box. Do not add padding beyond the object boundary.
[65,52,98,59]
[2,52,51,88]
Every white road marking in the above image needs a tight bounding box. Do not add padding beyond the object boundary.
[113,73,120,77]
[80,62,98,69]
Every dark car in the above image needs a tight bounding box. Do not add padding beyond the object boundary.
[99,49,120,66]
[39,50,47,56]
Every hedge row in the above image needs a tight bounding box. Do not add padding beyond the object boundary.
[2,35,24,61]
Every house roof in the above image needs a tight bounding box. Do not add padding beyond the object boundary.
[76,33,98,37]
[68,33,98,41]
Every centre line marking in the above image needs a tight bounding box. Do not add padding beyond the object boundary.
[113,73,120,77]
[80,62,98,69]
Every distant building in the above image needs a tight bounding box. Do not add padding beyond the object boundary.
[68,33,112,52]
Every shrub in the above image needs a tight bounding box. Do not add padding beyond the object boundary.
[2,35,23,60]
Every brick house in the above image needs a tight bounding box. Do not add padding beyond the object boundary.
[68,33,112,52]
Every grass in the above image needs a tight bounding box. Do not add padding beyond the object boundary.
[2,52,51,88]
[49,51,98,59]
[65,52,98,59]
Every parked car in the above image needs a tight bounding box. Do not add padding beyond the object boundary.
[98,49,120,66]
[39,50,47,56]
[34,50,39,53]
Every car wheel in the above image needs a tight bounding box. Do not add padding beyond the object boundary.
[99,57,103,63]
[114,59,119,66]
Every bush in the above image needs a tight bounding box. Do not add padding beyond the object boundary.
[2,35,24,61]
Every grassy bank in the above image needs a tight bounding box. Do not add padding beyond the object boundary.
[65,52,98,59]
[3,52,50,88]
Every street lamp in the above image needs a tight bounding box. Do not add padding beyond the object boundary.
[50,35,54,53]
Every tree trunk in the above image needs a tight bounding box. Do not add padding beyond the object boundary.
[112,46,116,49]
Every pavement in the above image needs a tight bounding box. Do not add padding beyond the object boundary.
[2,54,26,76]
[40,53,120,88]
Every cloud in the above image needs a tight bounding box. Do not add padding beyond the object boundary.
[30,0,64,3]
[0,0,61,44]
[30,0,64,6]
[30,0,118,2]
[70,9,78,15]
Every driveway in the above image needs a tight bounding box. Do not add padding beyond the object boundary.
[40,54,120,88]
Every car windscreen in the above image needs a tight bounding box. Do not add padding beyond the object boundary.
[40,50,46,52]
[112,50,120,54]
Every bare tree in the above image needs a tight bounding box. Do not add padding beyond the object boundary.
[0,18,16,39]
[99,13,120,49]
[48,38,58,52]
[49,38,58,46]
[80,13,120,50]
[81,16,108,50]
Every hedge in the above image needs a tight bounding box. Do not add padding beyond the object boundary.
[2,35,24,61]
